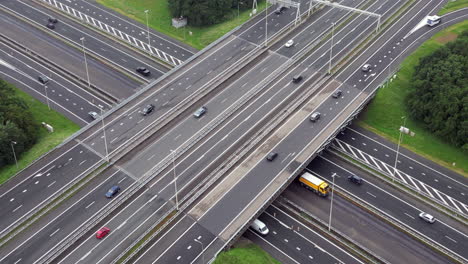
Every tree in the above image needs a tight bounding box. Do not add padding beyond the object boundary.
[0,79,39,167]
[405,31,468,150]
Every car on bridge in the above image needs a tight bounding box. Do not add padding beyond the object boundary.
[193,106,207,118]
[141,104,155,116]
[96,227,110,239]
[136,67,151,76]
[105,186,121,198]
[285,39,294,48]
[419,212,436,224]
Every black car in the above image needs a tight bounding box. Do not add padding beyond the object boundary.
[46,23,55,29]
[141,104,155,116]
[332,90,342,98]
[136,67,151,76]
[48,17,58,23]
[266,152,278,161]
[105,186,121,198]
[275,6,287,14]
[38,75,49,84]
[348,175,363,185]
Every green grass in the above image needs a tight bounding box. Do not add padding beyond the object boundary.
[438,0,468,15]
[0,83,80,184]
[358,20,468,177]
[97,0,267,50]
[213,241,280,264]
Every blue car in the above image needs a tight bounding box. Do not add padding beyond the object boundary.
[105,186,121,198]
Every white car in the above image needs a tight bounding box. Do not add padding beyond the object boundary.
[285,39,294,48]
[419,212,435,224]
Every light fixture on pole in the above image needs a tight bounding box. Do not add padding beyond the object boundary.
[393,116,413,181]
[264,4,268,47]
[10,141,18,168]
[44,85,50,110]
[328,22,335,75]
[80,37,91,89]
[194,239,204,264]
[144,10,151,54]
[328,172,336,231]
[99,105,109,162]
[171,149,179,211]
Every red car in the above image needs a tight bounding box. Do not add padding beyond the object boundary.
[96,227,110,239]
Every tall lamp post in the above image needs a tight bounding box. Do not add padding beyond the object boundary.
[328,22,335,75]
[264,5,268,47]
[99,106,109,162]
[144,10,151,53]
[44,85,50,110]
[194,239,204,264]
[10,141,18,168]
[328,173,336,231]
[393,116,413,181]
[80,37,91,89]
[171,149,179,211]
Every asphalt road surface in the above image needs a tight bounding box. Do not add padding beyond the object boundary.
[0,0,166,87]
[246,205,365,264]
[0,40,108,126]
[308,152,467,261]
[282,178,455,264]
[43,0,197,64]
[333,126,468,215]
[133,1,463,263]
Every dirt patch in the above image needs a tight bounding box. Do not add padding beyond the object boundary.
[434,32,458,44]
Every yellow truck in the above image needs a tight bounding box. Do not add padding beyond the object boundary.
[299,172,330,197]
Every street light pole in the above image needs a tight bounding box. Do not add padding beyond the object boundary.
[171,149,179,210]
[328,22,335,75]
[144,10,151,53]
[264,4,268,47]
[80,37,91,88]
[194,239,204,264]
[44,85,50,110]
[328,173,336,231]
[393,116,406,181]
[100,106,109,162]
[10,141,18,168]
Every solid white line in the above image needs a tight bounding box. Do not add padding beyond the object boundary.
[246,229,300,264]
[0,170,122,262]
[268,205,364,263]
[347,127,468,188]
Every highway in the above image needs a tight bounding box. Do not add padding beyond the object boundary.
[281,173,455,264]
[0,0,166,88]
[245,205,365,264]
[333,126,468,215]
[309,152,468,261]
[40,0,197,64]
[133,1,462,263]
[0,39,107,126]
[24,1,383,262]
[1,1,466,264]
[0,0,325,261]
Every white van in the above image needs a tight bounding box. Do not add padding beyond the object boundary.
[250,219,269,235]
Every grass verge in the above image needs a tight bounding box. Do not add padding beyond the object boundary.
[0,82,80,184]
[358,20,468,176]
[96,0,267,50]
[213,239,280,264]
[438,0,468,15]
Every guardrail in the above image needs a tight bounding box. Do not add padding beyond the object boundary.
[335,184,466,263]
[329,148,468,223]
[209,0,419,260]
[278,197,390,264]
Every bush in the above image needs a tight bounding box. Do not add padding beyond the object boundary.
[405,31,468,150]
[0,79,39,166]
[169,0,257,26]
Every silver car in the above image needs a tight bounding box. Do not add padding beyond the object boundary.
[419,212,435,224]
